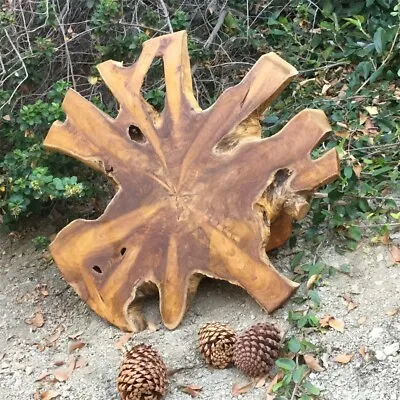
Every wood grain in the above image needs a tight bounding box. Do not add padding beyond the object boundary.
[44,31,339,331]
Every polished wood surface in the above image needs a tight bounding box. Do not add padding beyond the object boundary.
[44,31,339,331]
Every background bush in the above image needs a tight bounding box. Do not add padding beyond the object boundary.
[0,0,399,248]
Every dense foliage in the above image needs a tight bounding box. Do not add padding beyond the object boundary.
[1,0,399,250]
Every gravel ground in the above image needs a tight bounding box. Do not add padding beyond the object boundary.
[0,223,399,400]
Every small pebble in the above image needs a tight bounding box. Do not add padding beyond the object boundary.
[383,343,399,356]
[369,327,384,340]
[375,350,386,361]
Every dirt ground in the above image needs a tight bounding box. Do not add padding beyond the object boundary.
[0,222,399,400]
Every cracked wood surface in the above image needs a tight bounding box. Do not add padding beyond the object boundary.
[44,31,339,331]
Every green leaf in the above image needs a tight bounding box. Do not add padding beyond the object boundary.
[358,199,370,212]
[290,251,305,269]
[297,316,308,328]
[346,240,358,251]
[272,380,284,392]
[304,382,320,395]
[288,336,301,353]
[293,365,307,384]
[276,358,296,371]
[369,65,385,83]
[52,178,64,191]
[347,226,361,241]
[343,166,353,179]
[308,290,321,306]
[340,263,350,273]
[374,27,386,55]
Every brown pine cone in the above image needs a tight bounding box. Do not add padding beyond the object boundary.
[117,344,168,400]
[198,322,237,369]
[233,323,281,377]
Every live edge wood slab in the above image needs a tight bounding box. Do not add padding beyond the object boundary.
[44,31,339,332]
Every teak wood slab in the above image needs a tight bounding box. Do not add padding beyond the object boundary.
[44,31,339,331]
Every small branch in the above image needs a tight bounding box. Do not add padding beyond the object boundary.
[348,143,399,152]
[314,192,400,202]
[0,28,29,111]
[290,383,299,400]
[192,7,228,75]
[355,26,400,94]
[159,0,173,33]
[54,0,76,90]
[299,61,350,74]
[18,0,32,53]
[290,354,300,400]
[118,21,169,34]
[203,8,228,49]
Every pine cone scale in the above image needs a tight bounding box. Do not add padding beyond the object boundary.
[117,344,168,400]
[233,323,281,378]
[198,322,237,369]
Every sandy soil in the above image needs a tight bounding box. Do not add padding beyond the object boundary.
[0,223,399,400]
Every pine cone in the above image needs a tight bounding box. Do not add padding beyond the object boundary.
[233,323,281,377]
[117,344,168,400]
[198,322,236,369]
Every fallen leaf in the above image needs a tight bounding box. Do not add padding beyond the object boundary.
[304,354,324,372]
[87,76,98,85]
[329,317,345,333]
[347,301,357,311]
[380,232,390,245]
[75,356,88,369]
[53,368,70,382]
[68,357,77,372]
[338,84,348,99]
[357,316,367,325]
[36,371,51,381]
[319,315,333,327]
[34,342,46,352]
[335,130,349,138]
[385,308,399,317]
[390,246,400,263]
[25,312,45,329]
[68,331,83,340]
[364,117,378,134]
[267,372,284,394]
[115,333,133,349]
[364,106,379,116]
[359,346,370,361]
[69,341,86,353]
[321,83,331,95]
[40,391,59,400]
[306,274,319,290]
[337,121,348,129]
[335,353,353,364]
[299,78,316,86]
[343,294,357,311]
[232,381,254,396]
[359,113,368,125]
[147,321,158,332]
[47,326,64,345]
[3,115,11,121]
[352,164,362,179]
[255,375,268,388]
[181,385,202,397]
[24,129,35,138]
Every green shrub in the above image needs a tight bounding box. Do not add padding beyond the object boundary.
[0,0,399,244]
